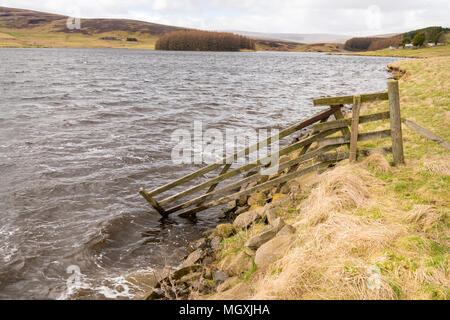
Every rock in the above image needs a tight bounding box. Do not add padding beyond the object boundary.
[210,236,222,249]
[280,183,291,194]
[212,271,229,283]
[179,272,201,286]
[238,195,248,207]
[202,228,217,238]
[220,251,253,276]
[247,192,267,207]
[210,282,252,300]
[243,247,256,257]
[125,271,158,292]
[277,224,296,236]
[233,209,260,230]
[173,265,201,280]
[271,193,287,204]
[261,204,277,224]
[225,200,238,212]
[203,256,214,266]
[182,249,203,267]
[245,227,277,250]
[271,217,285,232]
[216,223,234,238]
[235,205,250,215]
[156,267,175,284]
[217,276,239,293]
[257,175,269,185]
[203,268,213,280]
[254,235,296,268]
[265,210,277,225]
[188,238,208,253]
[145,288,165,300]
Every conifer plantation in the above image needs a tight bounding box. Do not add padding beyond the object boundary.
[155,30,255,51]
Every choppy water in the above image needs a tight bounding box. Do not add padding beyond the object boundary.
[0,48,400,299]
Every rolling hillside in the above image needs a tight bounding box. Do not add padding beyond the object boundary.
[0,6,346,52]
[0,6,187,49]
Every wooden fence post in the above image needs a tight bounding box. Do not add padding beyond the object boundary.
[333,105,351,150]
[387,80,404,165]
[349,95,361,162]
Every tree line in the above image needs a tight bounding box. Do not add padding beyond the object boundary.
[344,35,402,51]
[344,26,449,51]
[155,30,255,51]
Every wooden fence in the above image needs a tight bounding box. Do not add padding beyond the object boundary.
[139,80,404,218]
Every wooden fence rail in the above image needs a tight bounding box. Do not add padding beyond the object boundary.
[140,80,405,217]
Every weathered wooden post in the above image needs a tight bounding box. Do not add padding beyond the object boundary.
[333,105,351,150]
[387,80,404,165]
[349,95,361,162]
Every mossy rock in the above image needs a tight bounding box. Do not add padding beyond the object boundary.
[216,223,235,238]
[219,251,254,276]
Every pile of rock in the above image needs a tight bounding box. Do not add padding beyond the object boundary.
[145,201,297,300]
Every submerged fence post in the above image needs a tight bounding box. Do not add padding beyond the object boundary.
[388,80,404,165]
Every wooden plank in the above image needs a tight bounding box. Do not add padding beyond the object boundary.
[312,111,390,133]
[318,147,393,162]
[313,91,388,107]
[333,107,351,150]
[145,106,340,197]
[176,161,328,218]
[349,95,362,162]
[205,163,232,194]
[388,80,405,165]
[286,116,329,176]
[165,144,342,214]
[317,129,391,147]
[158,127,341,207]
[139,188,167,216]
[402,119,450,151]
[196,163,232,207]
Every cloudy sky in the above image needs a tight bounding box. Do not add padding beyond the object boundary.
[1,0,449,35]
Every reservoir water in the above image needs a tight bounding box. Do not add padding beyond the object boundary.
[0,48,400,299]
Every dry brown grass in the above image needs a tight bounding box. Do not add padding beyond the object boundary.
[361,153,391,173]
[422,156,450,176]
[247,164,446,300]
[295,165,371,226]
[403,205,444,232]
[251,167,406,299]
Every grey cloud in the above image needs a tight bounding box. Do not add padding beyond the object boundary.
[0,0,448,35]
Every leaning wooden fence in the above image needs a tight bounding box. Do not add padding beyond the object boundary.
[140,80,404,218]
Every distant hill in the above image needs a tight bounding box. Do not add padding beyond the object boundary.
[0,6,186,35]
[0,6,347,51]
[228,30,352,44]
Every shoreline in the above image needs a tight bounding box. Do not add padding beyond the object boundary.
[143,50,449,300]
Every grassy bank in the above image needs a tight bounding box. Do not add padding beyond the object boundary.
[332,44,450,58]
[205,50,449,300]
[0,27,158,49]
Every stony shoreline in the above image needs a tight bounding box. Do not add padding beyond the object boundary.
[143,53,449,300]
[145,194,300,300]
[143,106,355,300]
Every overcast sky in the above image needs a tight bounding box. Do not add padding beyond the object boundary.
[1,0,449,35]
